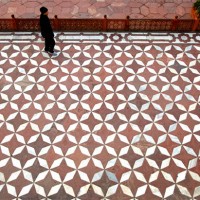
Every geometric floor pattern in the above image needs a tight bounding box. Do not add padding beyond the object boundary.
[0,32,200,200]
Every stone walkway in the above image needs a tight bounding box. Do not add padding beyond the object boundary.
[0,0,195,19]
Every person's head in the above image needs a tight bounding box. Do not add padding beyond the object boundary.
[40,7,48,15]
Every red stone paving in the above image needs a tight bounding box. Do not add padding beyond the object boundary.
[0,0,196,19]
[0,32,200,199]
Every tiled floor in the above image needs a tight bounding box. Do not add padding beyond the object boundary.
[0,0,195,19]
[0,32,200,199]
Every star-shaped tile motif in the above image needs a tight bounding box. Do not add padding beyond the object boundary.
[0,32,199,199]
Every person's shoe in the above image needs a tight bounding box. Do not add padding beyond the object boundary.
[49,51,58,56]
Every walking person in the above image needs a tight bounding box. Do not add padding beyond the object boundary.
[40,7,55,54]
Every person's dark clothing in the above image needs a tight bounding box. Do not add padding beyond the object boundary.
[44,37,55,53]
[40,14,55,53]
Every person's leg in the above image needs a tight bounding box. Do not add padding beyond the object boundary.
[49,37,55,53]
[45,37,50,51]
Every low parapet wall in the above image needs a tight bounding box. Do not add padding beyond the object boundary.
[0,15,199,32]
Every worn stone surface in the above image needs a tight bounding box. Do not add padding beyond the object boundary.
[0,0,195,19]
[141,6,150,16]
[176,6,185,16]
